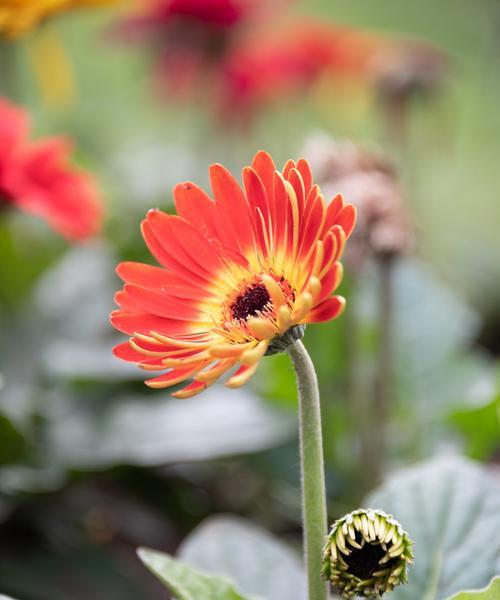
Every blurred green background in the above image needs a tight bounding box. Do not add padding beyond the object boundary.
[1,0,500,598]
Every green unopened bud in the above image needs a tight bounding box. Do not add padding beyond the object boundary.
[322,508,413,598]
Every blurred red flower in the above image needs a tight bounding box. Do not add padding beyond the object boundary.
[119,0,267,100]
[0,98,103,241]
[218,20,384,123]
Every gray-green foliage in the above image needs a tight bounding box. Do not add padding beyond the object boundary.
[178,516,306,600]
[366,456,500,600]
[137,548,258,600]
[445,577,500,600]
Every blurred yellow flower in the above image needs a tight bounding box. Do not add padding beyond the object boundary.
[0,0,116,38]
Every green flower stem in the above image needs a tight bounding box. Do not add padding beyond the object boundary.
[0,41,20,100]
[288,340,328,600]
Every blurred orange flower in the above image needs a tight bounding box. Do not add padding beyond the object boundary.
[0,98,103,240]
[110,151,355,398]
[0,0,117,38]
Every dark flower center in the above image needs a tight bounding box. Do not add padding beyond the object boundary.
[343,537,388,580]
[231,283,271,321]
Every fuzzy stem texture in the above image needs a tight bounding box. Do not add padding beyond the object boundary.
[288,340,328,600]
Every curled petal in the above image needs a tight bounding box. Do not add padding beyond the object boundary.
[172,381,208,399]
[145,361,210,389]
[305,296,346,323]
[225,363,259,388]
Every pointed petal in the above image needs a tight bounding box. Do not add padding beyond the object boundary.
[251,150,276,198]
[174,181,218,240]
[116,262,172,288]
[296,158,313,196]
[336,205,357,239]
[210,163,255,253]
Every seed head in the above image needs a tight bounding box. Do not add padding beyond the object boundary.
[322,508,413,598]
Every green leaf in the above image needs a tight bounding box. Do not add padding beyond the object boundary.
[446,577,500,599]
[0,414,27,465]
[178,516,305,600]
[137,547,257,600]
[449,394,500,460]
[47,389,294,468]
[366,456,500,600]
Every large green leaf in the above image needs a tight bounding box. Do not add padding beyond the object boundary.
[445,577,500,599]
[178,516,305,600]
[47,389,294,468]
[366,456,500,600]
[137,547,257,600]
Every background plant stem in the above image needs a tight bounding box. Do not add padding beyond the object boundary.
[368,255,395,490]
[288,340,328,600]
[0,41,20,100]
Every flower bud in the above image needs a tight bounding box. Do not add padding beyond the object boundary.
[322,508,413,598]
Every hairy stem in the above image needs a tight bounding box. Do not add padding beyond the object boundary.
[288,340,328,600]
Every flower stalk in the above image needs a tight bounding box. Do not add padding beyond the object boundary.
[288,339,328,600]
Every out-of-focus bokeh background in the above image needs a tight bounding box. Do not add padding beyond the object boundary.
[1,0,500,598]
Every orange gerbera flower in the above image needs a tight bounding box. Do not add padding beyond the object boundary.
[110,151,355,398]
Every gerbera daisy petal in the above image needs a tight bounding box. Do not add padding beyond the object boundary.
[172,380,208,399]
[209,342,253,358]
[145,362,210,389]
[173,181,219,240]
[225,363,259,388]
[282,158,296,179]
[317,262,344,304]
[323,194,345,234]
[272,171,291,255]
[114,290,141,313]
[251,150,276,198]
[296,158,313,196]
[243,166,271,234]
[287,168,306,217]
[195,359,236,383]
[113,341,147,362]
[124,284,205,321]
[117,262,173,288]
[210,163,254,252]
[246,317,277,340]
[305,296,346,323]
[110,310,193,336]
[111,151,355,398]
[336,204,357,239]
[146,210,224,281]
[240,340,269,365]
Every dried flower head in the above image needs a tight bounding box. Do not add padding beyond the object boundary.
[370,39,449,104]
[303,134,414,268]
[322,508,413,598]
[110,151,356,398]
